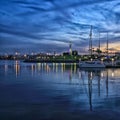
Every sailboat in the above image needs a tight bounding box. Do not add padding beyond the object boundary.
[79,26,105,68]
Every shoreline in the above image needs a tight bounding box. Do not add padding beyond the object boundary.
[23,59,79,63]
[23,60,120,68]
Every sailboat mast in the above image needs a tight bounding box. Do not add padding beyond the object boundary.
[99,32,100,51]
[89,25,92,56]
[98,32,101,56]
[106,32,109,57]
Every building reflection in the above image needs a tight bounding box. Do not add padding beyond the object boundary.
[14,61,20,77]
[98,72,101,97]
[31,64,34,76]
[4,63,8,74]
[106,69,109,97]
[37,63,41,71]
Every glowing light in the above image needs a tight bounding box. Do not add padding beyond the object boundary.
[112,72,114,77]
[24,54,27,57]
[15,52,18,55]
[101,58,104,63]
[101,72,104,77]
[112,58,114,65]
[112,58,114,61]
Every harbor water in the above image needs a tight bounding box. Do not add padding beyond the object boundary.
[0,60,120,120]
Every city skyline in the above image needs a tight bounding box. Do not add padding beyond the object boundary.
[0,0,120,54]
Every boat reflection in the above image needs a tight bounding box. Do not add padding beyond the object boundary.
[88,71,93,111]
[79,68,110,111]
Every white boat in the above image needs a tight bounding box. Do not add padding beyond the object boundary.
[79,60,105,68]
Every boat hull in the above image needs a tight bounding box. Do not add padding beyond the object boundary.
[79,61,105,68]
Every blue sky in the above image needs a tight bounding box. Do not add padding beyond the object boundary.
[0,0,120,54]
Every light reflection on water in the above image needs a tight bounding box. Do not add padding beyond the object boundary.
[0,60,120,119]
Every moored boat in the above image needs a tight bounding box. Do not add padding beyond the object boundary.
[79,60,105,68]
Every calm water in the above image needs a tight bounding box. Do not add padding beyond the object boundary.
[0,60,120,120]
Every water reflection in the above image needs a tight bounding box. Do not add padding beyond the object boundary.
[14,61,20,77]
[79,68,102,111]
[106,70,109,97]
[88,71,93,111]
[4,63,8,74]
[0,61,120,112]
[76,68,120,111]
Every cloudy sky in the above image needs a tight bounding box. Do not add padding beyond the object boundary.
[0,0,120,54]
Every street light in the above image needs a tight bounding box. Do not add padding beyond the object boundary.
[112,58,114,66]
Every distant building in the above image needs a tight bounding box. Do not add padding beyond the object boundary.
[63,50,78,56]
[63,52,69,56]
[72,50,78,56]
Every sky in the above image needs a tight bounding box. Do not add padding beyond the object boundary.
[0,0,120,54]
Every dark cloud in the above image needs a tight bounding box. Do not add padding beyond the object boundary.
[0,0,120,54]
